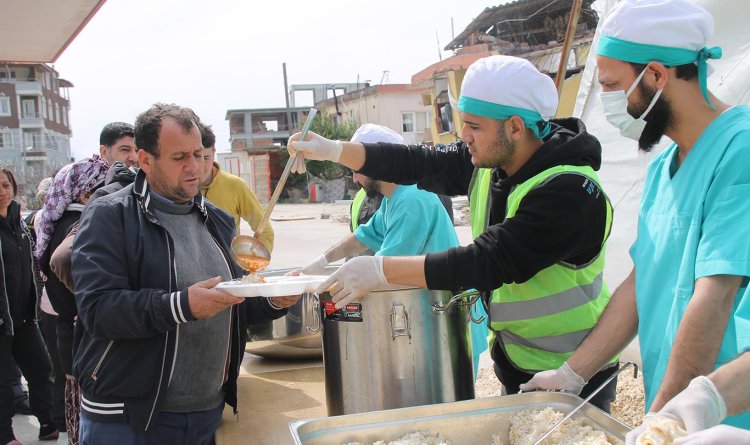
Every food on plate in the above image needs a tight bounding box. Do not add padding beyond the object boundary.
[342,431,453,445]
[635,418,687,445]
[239,272,265,284]
[492,408,612,445]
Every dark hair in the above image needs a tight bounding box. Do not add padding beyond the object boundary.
[134,103,200,158]
[630,62,698,81]
[199,122,216,149]
[99,122,135,147]
[0,166,18,197]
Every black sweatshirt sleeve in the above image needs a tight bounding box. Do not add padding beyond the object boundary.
[358,141,475,197]
[424,174,608,291]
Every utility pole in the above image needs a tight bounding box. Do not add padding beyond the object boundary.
[555,0,583,97]
[283,63,293,131]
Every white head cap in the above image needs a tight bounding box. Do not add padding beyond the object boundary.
[597,0,720,108]
[458,55,558,138]
[601,0,714,52]
[350,124,405,144]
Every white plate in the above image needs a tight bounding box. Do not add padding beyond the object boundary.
[215,274,328,298]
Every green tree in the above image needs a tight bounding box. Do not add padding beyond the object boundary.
[280,110,358,182]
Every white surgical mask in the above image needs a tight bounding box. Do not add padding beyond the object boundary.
[601,67,663,141]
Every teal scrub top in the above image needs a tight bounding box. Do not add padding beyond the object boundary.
[630,105,750,428]
[354,185,459,256]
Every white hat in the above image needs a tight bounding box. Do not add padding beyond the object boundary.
[458,55,558,138]
[597,0,720,108]
[600,0,713,52]
[350,124,405,144]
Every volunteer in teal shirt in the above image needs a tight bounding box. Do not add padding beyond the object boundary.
[520,0,750,434]
[631,105,750,427]
[354,184,457,257]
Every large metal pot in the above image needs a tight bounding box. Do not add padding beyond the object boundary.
[321,286,475,416]
[244,268,324,359]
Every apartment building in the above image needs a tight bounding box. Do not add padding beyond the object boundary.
[0,63,73,201]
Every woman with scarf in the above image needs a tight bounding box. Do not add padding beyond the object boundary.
[35,156,108,445]
[0,166,58,445]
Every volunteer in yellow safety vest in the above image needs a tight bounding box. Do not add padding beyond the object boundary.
[289,55,621,411]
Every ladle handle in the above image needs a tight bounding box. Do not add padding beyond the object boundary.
[254,108,318,237]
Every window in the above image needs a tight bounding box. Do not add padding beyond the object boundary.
[402,112,415,133]
[63,106,68,127]
[55,103,60,123]
[416,111,431,132]
[0,97,10,116]
[47,99,53,119]
[436,102,454,133]
[0,132,8,148]
[0,71,16,80]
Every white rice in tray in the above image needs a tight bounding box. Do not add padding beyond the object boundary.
[492,408,613,445]
[342,431,453,445]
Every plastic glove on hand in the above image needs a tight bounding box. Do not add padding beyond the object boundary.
[674,424,750,444]
[316,256,387,308]
[624,414,671,445]
[658,376,727,434]
[288,131,343,173]
[518,361,586,394]
[300,254,329,276]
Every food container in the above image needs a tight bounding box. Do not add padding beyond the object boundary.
[321,285,474,416]
[289,392,631,445]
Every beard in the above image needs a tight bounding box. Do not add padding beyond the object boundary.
[469,121,516,169]
[632,83,673,153]
[361,178,381,199]
[490,124,516,168]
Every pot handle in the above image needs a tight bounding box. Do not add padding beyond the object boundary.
[433,289,486,324]
[390,304,411,340]
[306,293,322,334]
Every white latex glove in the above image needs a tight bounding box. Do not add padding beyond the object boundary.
[288,131,343,174]
[625,414,657,445]
[300,254,329,275]
[316,256,387,308]
[658,376,727,434]
[518,361,587,394]
[675,425,750,444]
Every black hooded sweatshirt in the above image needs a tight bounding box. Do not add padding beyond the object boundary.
[358,117,609,292]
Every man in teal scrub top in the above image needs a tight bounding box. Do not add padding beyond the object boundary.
[520,0,750,433]
[300,124,490,376]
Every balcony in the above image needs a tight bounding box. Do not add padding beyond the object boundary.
[15,81,43,95]
[19,112,44,128]
[23,151,48,162]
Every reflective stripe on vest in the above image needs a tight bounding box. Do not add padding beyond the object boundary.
[468,164,617,372]
[350,188,367,232]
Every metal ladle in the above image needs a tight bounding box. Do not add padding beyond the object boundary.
[230,108,318,273]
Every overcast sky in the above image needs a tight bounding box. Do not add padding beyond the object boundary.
[54,0,504,160]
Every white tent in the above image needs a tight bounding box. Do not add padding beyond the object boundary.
[575,0,750,364]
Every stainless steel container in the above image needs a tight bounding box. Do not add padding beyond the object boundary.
[321,286,475,416]
[244,268,323,359]
[289,392,631,445]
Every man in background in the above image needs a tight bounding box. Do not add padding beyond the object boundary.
[198,123,273,251]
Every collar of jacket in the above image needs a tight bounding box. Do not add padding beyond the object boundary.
[132,169,207,221]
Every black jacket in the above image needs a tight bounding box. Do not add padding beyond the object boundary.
[0,200,42,335]
[71,170,286,430]
[89,161,137,202]
[358,118,609,292]
[40,208,83,374]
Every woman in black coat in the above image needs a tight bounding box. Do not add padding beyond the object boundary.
[0,167,58,444]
